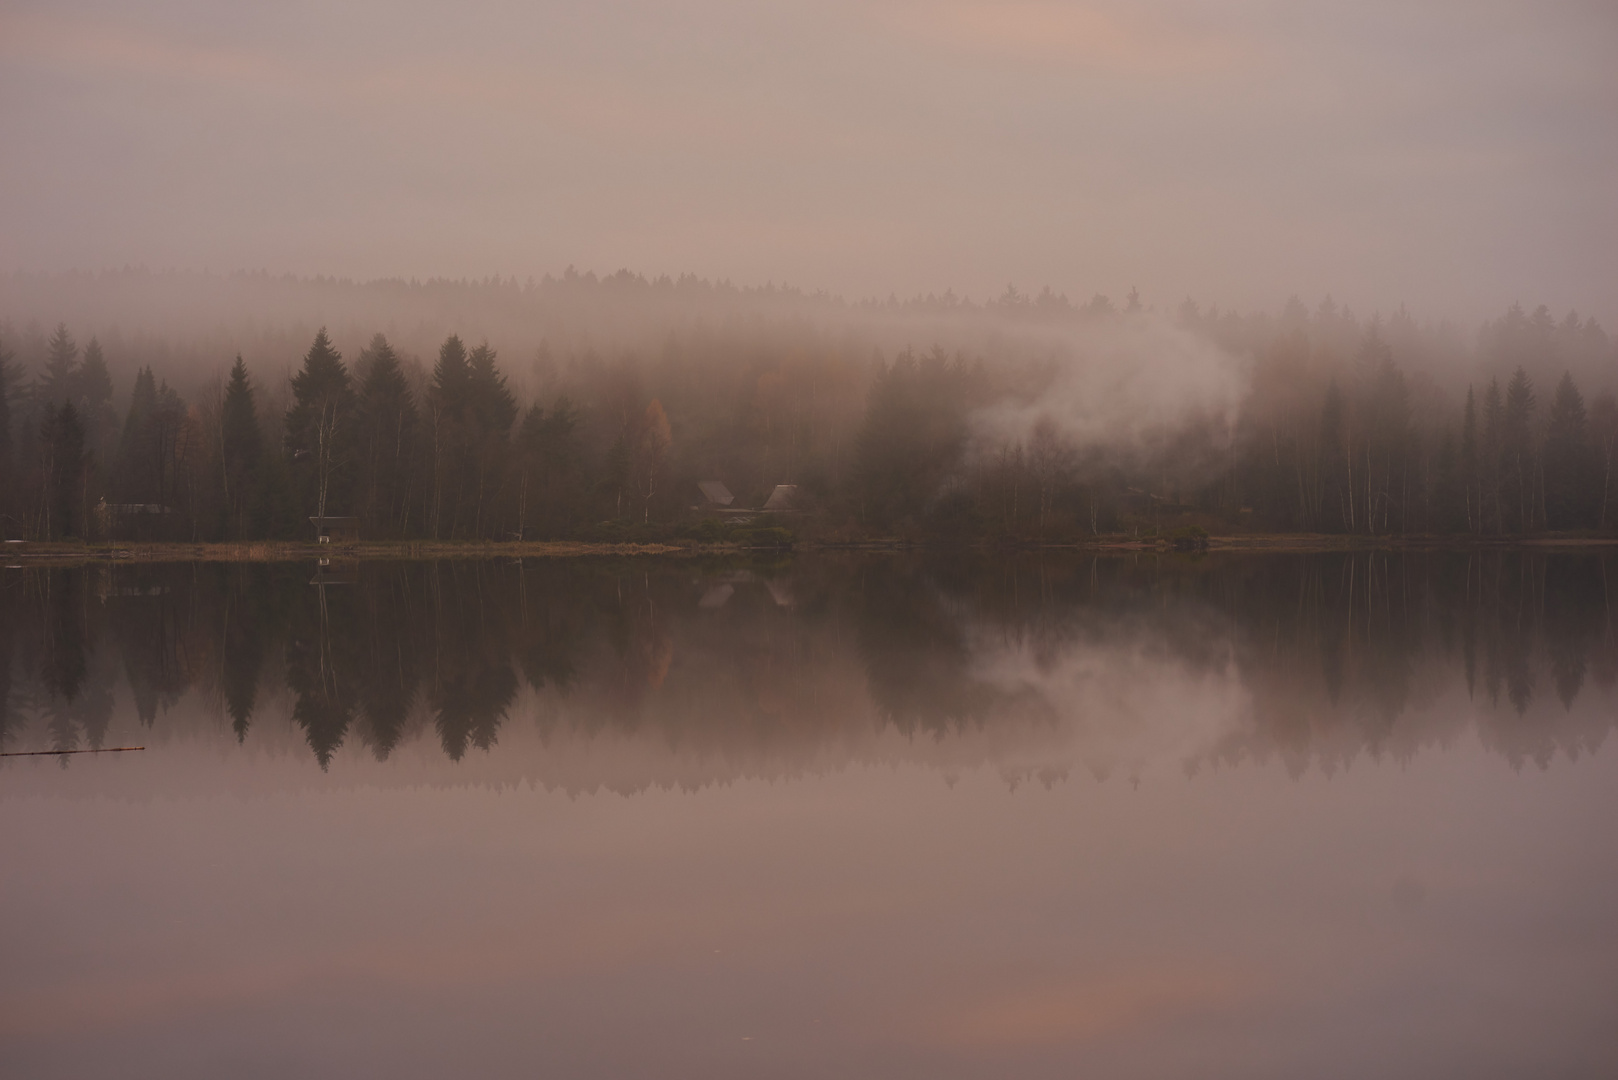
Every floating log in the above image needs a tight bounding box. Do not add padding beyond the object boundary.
[1,746,146,757]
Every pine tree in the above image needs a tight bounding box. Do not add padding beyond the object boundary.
[221,355,262,538]
[40,323,78,405]
[1460,387,1478,533]
[431,334,471,411]
[70,337,117,521]
[285,329,353,527]
[1481,378,1503,533]
[1503,367,1537,531]
[116,367,159,503]
[355,334,418,536]
[41,401,86,538]
[75,338,114,409]
[1591,394,1618,531]
[1320,381,1347,531]
[1363,351,1411,534]
[464,342,516,536]
[514,397,581,538]
[1432,429,1462,533]
[148,379,190,524]
[467,342,517,434]
[1543,372,1591,529]
[426,335,470,538]
[0,341,12,532]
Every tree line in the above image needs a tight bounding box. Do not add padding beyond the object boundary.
[0,326,601,542]
[0,296,1614,542]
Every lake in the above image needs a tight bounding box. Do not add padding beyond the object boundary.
[2,552,1615,1078]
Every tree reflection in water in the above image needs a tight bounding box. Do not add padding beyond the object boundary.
[0,552,1613,775]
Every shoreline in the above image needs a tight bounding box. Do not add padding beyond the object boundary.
[3,534,1616,565]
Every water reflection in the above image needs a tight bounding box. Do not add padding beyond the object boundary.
[2,552,1613,780]
[4,553,1617,1080]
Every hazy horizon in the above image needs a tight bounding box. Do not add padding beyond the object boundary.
[4,2,1617,328]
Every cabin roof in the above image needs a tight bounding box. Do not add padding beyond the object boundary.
[697,480,735,507]
[762,484,799,512]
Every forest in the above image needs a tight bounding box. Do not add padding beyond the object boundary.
[0,270,1615,543]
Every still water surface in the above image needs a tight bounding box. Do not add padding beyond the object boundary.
[2,553,1615,1078]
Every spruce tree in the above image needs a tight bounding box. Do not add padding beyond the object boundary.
[1321,381,1347,531]
[41,401,85,538]
[1481,378,1503,532]
[150,378,188,514]
[427,335,471,537]
[0,342,12,530]
[430,335,471,412]
[1503,368,1537,531]
[1433,430,1461,533]
[355,334,418,536]
[69,337,117,520]
[116,367,159,503]
[1543,372,1591,529]
[468,342,517,434]
[41,323,78,405]
[76,338,113,406]
[514,397,580,538]
[221,355,262,538]
[465,342,516,536]
[285,329,353,526]
[1592,394,1618,531]
[75,338,117,451]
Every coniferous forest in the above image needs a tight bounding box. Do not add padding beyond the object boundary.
[1,270,1615,544]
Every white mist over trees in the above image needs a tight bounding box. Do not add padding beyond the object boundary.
[0,269,1614,542]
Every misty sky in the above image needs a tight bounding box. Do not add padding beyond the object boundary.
[3,1,1616,324]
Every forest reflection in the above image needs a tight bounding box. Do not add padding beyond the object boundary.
[1,552,1614,780]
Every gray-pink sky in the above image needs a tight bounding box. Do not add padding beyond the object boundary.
[3,1,1616,324]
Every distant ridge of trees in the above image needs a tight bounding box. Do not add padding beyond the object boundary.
[0,289,1614,542]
